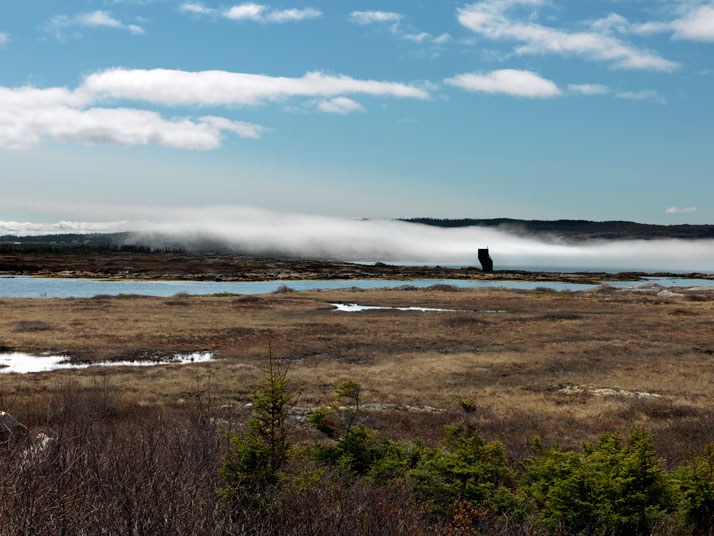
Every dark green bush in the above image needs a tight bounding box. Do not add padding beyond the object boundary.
[523,427,674,535]
[673,444,714,533]
[407,423,521,518]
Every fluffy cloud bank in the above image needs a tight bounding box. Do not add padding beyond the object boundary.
[0,68,428,150]
[4,207,713,272]
[457,0,678,71]
[83,68,429,106]
[0,85,265,151]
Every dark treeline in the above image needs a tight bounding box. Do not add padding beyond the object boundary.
[401,218,714,241]
[0,232,185,254]
[0,232,129,245]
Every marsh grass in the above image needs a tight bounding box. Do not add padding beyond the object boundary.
[0,287,712,458]
[13,320,52,332]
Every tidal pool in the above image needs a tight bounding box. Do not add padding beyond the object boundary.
[0,351,216,374]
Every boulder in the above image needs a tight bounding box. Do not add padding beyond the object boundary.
[0,411,26,441]
[658,290,684,297]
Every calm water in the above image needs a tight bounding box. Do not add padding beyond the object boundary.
[1,275,712,298]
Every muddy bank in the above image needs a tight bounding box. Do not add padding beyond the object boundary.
[1,251,711,283]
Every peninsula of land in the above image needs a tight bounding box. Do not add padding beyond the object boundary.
[1,250,713,283]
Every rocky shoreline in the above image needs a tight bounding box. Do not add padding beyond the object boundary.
[1,251,712,283]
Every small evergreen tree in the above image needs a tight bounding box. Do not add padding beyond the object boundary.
[307,380,385,476]
[407,423,520,518]
[523,427,674,535]
[219,352,291,515]
[673,443,714,533]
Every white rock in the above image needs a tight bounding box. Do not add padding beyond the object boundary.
[658,290,684,297]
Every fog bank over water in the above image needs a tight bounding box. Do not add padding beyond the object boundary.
[2,207,713,272]
[131,208,714,272]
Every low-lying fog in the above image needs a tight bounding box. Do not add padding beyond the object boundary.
[3,207,713,272]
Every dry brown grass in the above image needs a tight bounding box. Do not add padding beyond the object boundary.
[1,286,714,460]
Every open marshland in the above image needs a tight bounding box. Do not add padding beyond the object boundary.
[2,284,714,461]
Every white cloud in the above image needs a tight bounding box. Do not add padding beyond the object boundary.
[445,69,561,98]
[348,10,450,47]
[82,68,430,106]
[348,11,403,27]
[457,0,678,71]
[317,97,365,115]
[0,66,427,151]
[674,4,714,41]
[179,3,214,15]
[198,116,267,138]
[633,3,714,42]
[666,206,697,214]
[615,89,665,103]
[44,10,145,38]
[224,3,266,20]
[588,13,629,34]
[403,32,432,42]
[0,33,9,46]
[433,33,453,44]
[264,8,322,22]
[0,85,266,151]
[568,83,610,95]
[181,2,322,23]
[568,83,666,102]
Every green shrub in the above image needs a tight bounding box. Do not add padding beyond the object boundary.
[523,427,674,535]
[672,443,714,533]
[218,355,291,514]
[308,380,379,476]
[407,423,521,518]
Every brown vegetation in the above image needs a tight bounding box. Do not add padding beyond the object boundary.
[3,285,714,534]
[0,286,713,462]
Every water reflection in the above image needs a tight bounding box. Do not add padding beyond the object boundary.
[0,351,216,374]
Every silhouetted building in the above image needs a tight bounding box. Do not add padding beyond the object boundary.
[478,248,493,272]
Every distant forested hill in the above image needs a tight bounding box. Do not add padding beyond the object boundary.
[400,218,714,241]
[0,233,184,253]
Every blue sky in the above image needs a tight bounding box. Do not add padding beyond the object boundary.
[0,0,713,226]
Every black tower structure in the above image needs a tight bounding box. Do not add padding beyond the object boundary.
[478,248,493,272]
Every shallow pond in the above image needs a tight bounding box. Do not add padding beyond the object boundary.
[0,351,216,374]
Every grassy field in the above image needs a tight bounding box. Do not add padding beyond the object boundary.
[2,284,714,464]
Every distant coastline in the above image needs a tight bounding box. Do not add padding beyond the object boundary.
[400,218,714,241]
[1,250,713,283]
